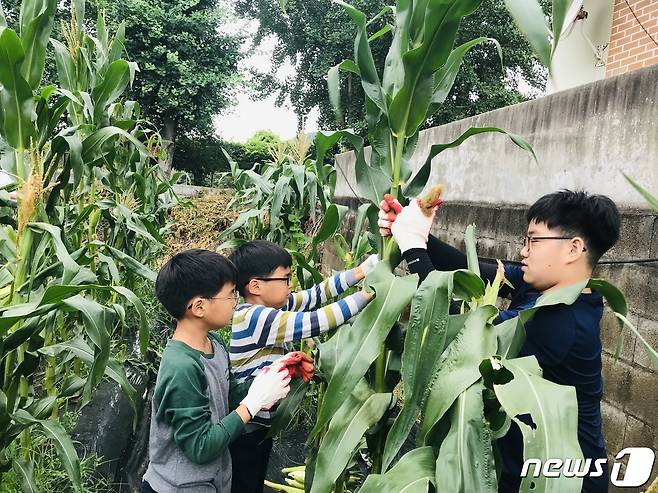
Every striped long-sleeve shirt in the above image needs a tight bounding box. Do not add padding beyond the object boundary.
[229,269,368,427]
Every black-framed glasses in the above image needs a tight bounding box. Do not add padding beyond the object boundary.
[187,291,240,310]
[253,275,292,286]
[522,235,587,252]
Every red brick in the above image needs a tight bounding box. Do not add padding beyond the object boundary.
[607,60,622,70]
[643,56,658,67]
[621,39,640,51]
[635,0,653,10]
[628,60,646,70]
[631,30,650,42]
[621,30,639,43]
[617,20,635,32]
[636,12,655,24]
[607,49,621,61]
[613,5,627,21]
[629,45,648,57]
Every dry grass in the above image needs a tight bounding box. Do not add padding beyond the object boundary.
[161,189,238,262]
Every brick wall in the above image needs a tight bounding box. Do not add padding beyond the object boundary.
[606,0,658,77]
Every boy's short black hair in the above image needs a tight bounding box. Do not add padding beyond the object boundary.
[527,190,620,267]
[228,240,292,295]
[155,249,238,320]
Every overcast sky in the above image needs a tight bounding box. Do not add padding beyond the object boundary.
[214,17,319,143]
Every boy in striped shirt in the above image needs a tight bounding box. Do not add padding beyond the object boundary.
[227,240,378,493]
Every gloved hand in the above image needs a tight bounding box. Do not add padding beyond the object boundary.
[276,351,315,382]
[390,199,437,253]
[358,254,380,276]
[240,362,291,416]
[377,194,403,237]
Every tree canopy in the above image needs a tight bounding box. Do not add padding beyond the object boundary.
[235,0,548,133]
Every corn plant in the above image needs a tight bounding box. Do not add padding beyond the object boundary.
[296,1,658,493]
[0,0,179,489]
[218,133,359,289]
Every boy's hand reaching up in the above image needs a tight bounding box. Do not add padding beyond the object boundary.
[379,194,442,253]
[354,254,379,281]
[378,194,403,237]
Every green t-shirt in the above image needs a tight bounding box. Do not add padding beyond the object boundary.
[143,332,249,492]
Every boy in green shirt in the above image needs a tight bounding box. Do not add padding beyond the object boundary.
[142,249,296,493]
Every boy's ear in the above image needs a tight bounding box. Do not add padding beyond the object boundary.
[188,297,205,318]
[568,237,588,262]
[246,278,261,296]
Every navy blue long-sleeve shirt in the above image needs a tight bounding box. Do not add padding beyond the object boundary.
[402,235,608,493]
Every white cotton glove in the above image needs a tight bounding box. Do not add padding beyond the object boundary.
[359,254,380,276]
[240,362,291,417]
[390,199,436,253]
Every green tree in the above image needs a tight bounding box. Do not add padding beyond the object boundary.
[244,129,281,161]
[173,135,229,185]
[173,131,284,187]
[89,0,242,172]
[425,0,548,127]
[235,0,547,134]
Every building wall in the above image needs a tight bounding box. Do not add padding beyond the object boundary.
[606,0,658,77]
[330,65,658,491]
[547,0,615,93]
[335,64,658,208]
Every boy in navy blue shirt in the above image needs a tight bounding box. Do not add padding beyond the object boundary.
[379,190,620,493]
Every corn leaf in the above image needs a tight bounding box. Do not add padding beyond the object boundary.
[403,127,536,199]
[434,381,497,493]
[311,391,392,493]
[419,305,498,444]
[312,267,417,437]
[359,446,436,493]
[430,37,501,111]
[12,457,38,493]
[333,0,387,115]
[388,0,482,137]
[623,173,658,212]
[503,0,551,68]
[19,0,56,89]
[383,270,455,470]
[0,27,36,150]
[12,409,82,489]
[493,357,583,493]
[39,336,138,418]
[496,279,589,359]
[355,149,391,205]
[313,203,348,245]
